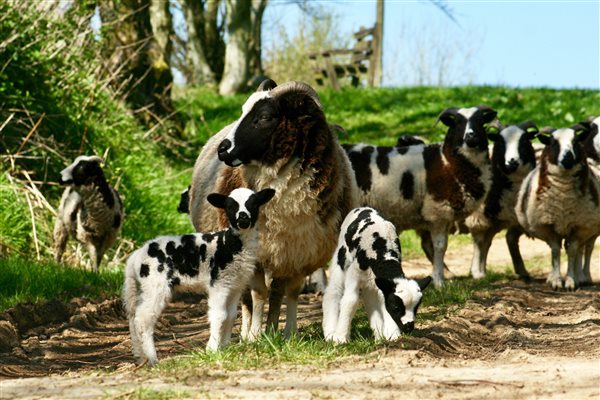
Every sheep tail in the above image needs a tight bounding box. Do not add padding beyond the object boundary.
[122,252,139,318]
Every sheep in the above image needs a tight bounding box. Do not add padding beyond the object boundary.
[464,121,539,280]
[122,187,275,365]
[177,186,191,214]
[343,105,497,287]
[322,207,432,343]
[188,79,358,338]
[516,124,600,290]
[580,116,600,285]
[53,155,123,271]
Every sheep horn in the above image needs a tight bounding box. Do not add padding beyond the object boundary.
[269,81,322,109]
[257,78,277,92]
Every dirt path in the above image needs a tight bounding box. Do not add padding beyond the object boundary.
[1,236,599,399]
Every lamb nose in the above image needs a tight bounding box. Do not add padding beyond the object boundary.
[218,139,232,154]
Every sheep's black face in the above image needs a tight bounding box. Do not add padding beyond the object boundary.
[375,276,431,334]
[489,122,537,175]
[539,126,589,171]
[218,91,281,167]
[207,188,276,231]
[438,106,497,151]
[59,156,104,186]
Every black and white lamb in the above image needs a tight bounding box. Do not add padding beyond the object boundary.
[464,121,539,279]
[53,155,123,271]
[516,124,600,290]
[123,188,275,365]
[343,105,497,287]
[322,207,431,343]
[188,79,358,338]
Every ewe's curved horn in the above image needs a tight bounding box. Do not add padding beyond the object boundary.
[257,78,277,92]
[269,81,322,109]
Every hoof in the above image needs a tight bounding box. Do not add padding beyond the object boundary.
[564,276,577,291]
[547,276,563,291]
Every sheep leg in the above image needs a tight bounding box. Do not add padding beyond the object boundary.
[223,292,242,346]
[470,229,495,279]
[322,262,344,340]
[282,274,306,338]
[331,277,360,344]
[240,290,252,340]
[419,230,454,278]
[247,269,268,340]
[207,292,232,351]
[506,225,530,280]
[546,236,563,290]
[86,241,102,272]
[134,288,169,366]
[580,237,596,286]
[362,287,395,340]
[266,277,286,333]
[430,229,449,288]
[564,237,581,291]
[53,218,69,263]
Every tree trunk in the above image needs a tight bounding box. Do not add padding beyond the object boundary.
[205,0,225,81]
[183,0,216,85]
[248,0,267,80]
[149,0,173,69]
[370,0,384,87]
[98,0,173,119]
[219,0,251,95]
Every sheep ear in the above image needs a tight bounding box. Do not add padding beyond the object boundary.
[254,188,276,207]
[436,107,460,127]
[417,276,432,291]
[487,133,500,142]
[206,193,227,209]
[375,277,395,297]
[537,134,552,145]
[257,78,277,91]
[478,105,497,124]
[519,120,539,140]
[573,123,590,142]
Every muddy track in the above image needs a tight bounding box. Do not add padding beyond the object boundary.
[1,236,599,399]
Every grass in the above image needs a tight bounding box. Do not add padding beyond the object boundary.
[0,256,122,310]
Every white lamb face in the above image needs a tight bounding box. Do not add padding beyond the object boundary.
[206,188,275,231]
[375,276,432,333]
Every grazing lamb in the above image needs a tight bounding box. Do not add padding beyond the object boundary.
[123,188,275,365]
[465,121,539,279]
[343,105,497,287]
[322,207,432,343]
[53,155,123,271]
[516,125,600,290]
[188,79,358,337]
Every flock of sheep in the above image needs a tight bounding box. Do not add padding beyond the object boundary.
[52,79,600,366]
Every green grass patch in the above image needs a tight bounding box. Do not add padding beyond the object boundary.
[109,388,191,400]
[0,256,123,311]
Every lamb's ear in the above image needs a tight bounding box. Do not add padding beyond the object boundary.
[257,78,277,91]
[254,188,276,206]
[416,276,432,291]
[518,120,539,140]
[206,193,228,209]
[375,277,395,297]
[478,105,497,124]
[436,107,460,128]
[537,126,555,145]
[573,123,591,143]
[486,119,502,141]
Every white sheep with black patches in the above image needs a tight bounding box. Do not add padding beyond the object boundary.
[188,79,358,338]
[465,121,539,280]
[516,125,600,290]
[322,207,431,343]
[123,187,275,365]
[343,106,497,287]
[53,155,123,271]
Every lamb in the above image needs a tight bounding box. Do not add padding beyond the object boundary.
[465,121,539,280]
[188,79,358,337]
[343,105,497,287]
[516,124,600,290]
[53,155,123,271]
[322,207,431,343]
[122,187,275,365]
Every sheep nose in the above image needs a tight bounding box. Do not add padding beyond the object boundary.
[237,213,250,229]
[506,159,519,173]
[561,152,575,169]
[217,139,232,158]
[401,321,415,333]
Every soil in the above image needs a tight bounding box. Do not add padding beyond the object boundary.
[1,236,599,399]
